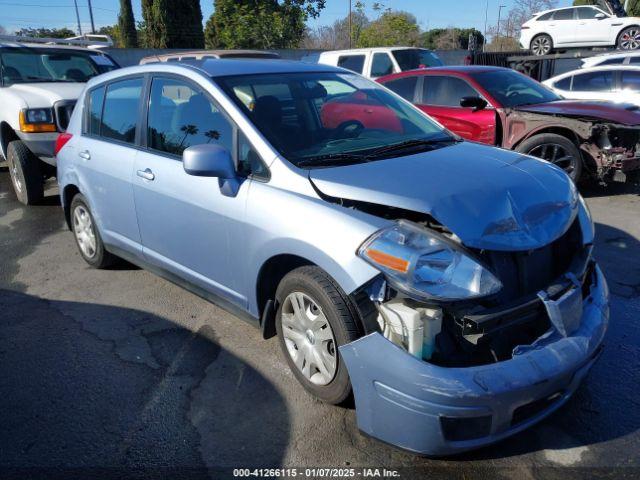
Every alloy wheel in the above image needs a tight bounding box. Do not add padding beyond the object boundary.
[281,291,337,386]
[620,28,640,50]
[528,143,577,176]
[531,36,552,56]
[9,159,23,194]
[73,205,97,258]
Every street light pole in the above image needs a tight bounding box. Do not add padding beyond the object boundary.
[483,0,489,52]
[348,0,352,49]
[87,0,96,34]
[73,0,82,36]
[497,4,506,51]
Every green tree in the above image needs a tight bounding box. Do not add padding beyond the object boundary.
[118,0,138,47]
[142,0,204,48]
[421,28,484,50]
[15,27,75,38]
[205,0,326,49]
[357,11,419,47]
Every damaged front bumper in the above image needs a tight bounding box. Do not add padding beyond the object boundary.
[340,264,609,456]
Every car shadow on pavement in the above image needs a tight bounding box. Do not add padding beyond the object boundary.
[0,289,291,479]
[580,180,640,198]
[448,221,640,463]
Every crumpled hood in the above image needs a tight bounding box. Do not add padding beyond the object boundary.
[309,141,579,251]
[7,83,85,108]
[516,100,640,125]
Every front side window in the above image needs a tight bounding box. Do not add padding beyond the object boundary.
[0,48,117,85]
[382,76,418,101]
[147,77,233,156]
[629,56,640,64]
[571,71,614,91]
[422,76,479,107]
[470,69,561,107]
[577,7,604,19]
[216,71,450,168]
[337,55,366,74]
[101,78,143,144]
[371,53,394,77]
[553,8,575,20]
[621,71,640,91]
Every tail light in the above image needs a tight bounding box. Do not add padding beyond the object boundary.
[54,132,72,156]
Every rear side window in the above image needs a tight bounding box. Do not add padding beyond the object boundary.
[621,71,640,91]
[337,55,366,74]
[553,8,575,20]
[571,71,614,91]
[554,76,572,90]
[371,53,394,77]
[85,85,105,136]
[147,76,233,156]
[101,78,143,144]
[383,76,418,101]
[537,11,554,21]
[422,76,479,107]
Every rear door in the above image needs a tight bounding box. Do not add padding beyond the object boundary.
[77,76,144,256]
[417,74,496,145]
[550,7,578,45]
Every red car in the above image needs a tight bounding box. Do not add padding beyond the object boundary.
[377,66,640,183]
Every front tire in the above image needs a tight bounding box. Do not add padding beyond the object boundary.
[530,34,553,56]
[516,133,582,182]
[6,140,44,205]
[275,266,361,405]
[70,194,116,268]
[617,26,640,50]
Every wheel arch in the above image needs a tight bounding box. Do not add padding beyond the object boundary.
[0,121,19,160]
[513,125,581,151]
[62,183,81,230]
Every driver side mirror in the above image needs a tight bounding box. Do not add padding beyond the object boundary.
[595,13,606,19]
[460,96,488,111]
[183,144,235,179]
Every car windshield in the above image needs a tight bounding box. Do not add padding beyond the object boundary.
[392,49,443,70]
[470,69,561,107]
[216,71,454,168]
[0,48,118,85]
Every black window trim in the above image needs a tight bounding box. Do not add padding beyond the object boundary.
[81,73,147,151]
[142,72,270,181]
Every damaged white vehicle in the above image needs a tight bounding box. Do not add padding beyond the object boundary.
[57,60,609,456]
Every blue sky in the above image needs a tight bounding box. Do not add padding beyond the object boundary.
[0,0,572,37]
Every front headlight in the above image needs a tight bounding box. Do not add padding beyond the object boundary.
[358,220,502,302]
[19,108,56,133]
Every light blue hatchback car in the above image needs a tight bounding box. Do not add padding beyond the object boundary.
[56,59,608,456]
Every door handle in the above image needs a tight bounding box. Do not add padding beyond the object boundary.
[136,168,155,181]
[78,150,91,160]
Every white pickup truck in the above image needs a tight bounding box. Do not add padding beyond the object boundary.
[310,47,443,79]
[0,40,118,204]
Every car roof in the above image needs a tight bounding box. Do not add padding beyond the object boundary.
[377,65,510,81]
[140,49,280,64]
[320,47,431,55]
[545,65,640,82]
[0,41,108,54]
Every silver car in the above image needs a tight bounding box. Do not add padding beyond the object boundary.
[56,59,608,456]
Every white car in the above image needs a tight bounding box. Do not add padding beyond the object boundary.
[520,5,640,56]
[580,50,640,67]
[311,47,443,79]
[0,40,118,204]
[543,65,640,105]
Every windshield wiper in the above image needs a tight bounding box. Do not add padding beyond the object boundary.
[296,152,370,167]
[364,137,458,159]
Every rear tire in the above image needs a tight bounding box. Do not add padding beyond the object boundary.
[530,34,553,56]
[516,133,582,182]
[6,140,44,205]
[275,266,361,405]
[70,193,117,269]
[617,26,640,50]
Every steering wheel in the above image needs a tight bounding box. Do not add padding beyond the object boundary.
[333,120,364,139]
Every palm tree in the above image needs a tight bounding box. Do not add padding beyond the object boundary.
[179,124,198,149]
[205,129,220,143]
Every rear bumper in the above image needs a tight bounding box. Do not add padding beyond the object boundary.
[340,264,609,456]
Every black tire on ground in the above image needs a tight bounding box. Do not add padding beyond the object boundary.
[6,140,44,205]
[70,193,117,269]
[530,34,553,56]
[617,26,640,50]
[516,133,583,182]
[275,266,361,405]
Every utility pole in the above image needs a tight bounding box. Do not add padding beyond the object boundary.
[483,0,489,52]
[73,0,82,35]
[497,4,506,51]
[87,0,96,34]
[348,0,352,49]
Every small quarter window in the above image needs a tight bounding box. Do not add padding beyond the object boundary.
[554,76,572,90]
[85,85,105,136]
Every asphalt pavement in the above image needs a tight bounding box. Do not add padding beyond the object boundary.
[0,165,639,480]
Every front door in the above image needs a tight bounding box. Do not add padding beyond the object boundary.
[417,75,496,145]
[76,77,143,255]
[132,75,249,307]
[574,6,614,45]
